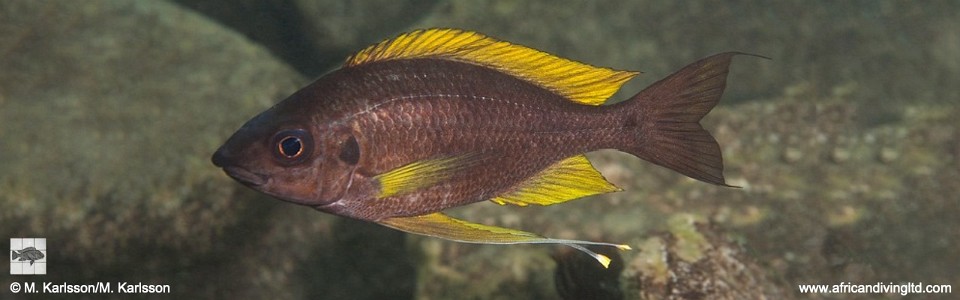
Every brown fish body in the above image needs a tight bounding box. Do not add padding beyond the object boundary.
[314,58,629,220]
[212,28,749,266]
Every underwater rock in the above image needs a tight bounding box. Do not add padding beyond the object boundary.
[3,1,957,299]
[0,1,404,298]
[417,1,960,112]
[1,0,297,261]
[406,93,959,298]
[625,214,786,299]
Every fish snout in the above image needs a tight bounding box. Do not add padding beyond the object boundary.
[212,148,268,186]
[211,148,230,167]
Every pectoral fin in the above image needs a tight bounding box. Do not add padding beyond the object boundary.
[374,154,481,198]
[378,212,630,268]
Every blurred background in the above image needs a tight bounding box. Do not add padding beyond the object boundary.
[2,0,957,299]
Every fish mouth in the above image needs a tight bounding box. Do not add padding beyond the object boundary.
[221,166,268,187]
[212,148,267,186]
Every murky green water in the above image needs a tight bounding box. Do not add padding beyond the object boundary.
[2,1,957,299]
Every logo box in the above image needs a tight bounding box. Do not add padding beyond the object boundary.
[10,238,46,275]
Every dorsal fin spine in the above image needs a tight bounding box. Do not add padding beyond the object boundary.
[346,28,639,106]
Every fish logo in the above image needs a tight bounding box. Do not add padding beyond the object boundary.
[11,246,45,265]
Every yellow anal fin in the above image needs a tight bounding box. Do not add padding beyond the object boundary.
[491,154,621,207]
[378,212,630,268]
[346,28,639,106]
[374,154,479,198]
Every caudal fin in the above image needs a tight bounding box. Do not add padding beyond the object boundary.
[12,250,19,260]
[619,52,757,187]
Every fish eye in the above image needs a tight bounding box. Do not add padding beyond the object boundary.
[279,136,302,158]
[270,129,312,162]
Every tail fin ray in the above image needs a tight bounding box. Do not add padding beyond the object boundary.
[620,52,756,187]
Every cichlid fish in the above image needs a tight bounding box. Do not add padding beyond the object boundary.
[12,247,44,265]
[212,28,748,267]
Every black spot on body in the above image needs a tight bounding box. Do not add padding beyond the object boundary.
[340,136,360,165]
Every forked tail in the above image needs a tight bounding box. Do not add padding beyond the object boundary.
[618,52,757,187]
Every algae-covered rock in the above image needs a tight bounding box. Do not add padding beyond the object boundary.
[3,1,958,299]
[400,2,960,298]
[417,0,959,113]
[406,94,959,299]
[0,1,415,298]
[1,0,299,262]
[625,214,786,299]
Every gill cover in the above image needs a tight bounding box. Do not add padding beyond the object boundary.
[313,128,362,205]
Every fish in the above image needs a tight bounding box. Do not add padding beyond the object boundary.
[212,28,749,267]
[12,247,45,265]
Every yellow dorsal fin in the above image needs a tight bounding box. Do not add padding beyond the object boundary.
[491,154,621,206]
[374,154,479,198]
[378,212,631,268]
[346,28,639,105]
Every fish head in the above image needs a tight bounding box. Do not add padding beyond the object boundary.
[28,250,43,260]
[212,102,360,208]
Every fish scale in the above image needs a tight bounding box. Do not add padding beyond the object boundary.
[212,28,753,267]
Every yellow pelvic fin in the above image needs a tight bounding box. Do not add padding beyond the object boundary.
[491,154,621,207]
[374,154,478,198]
[378,212,630,268]
[346,28,639,106]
